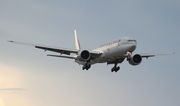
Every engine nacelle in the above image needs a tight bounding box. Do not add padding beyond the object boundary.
[129,54,142,66]
[78,50,91,61]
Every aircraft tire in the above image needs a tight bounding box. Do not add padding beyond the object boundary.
[114,66,120,72]
[111,67,115,72]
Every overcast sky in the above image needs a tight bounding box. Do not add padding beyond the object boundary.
[0,0,179,106]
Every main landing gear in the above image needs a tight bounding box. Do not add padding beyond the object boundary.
[111,63,120,72]
[82,63,91,70]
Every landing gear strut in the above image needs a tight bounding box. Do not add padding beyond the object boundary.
[111,63,120,72]
[82,63,91,70]
[127,51,132,61]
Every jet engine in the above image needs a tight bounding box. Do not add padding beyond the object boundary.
[78,50,91,61]
[129,54,142,65]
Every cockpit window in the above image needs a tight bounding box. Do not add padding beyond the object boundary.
[128,40,136,42]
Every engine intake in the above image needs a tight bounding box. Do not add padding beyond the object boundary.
[129,54,142,65]
[80,50,91,60]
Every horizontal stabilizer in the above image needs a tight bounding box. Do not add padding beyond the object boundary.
[47,54,76,59]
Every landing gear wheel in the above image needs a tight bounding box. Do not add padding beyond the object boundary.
[111,66,120,72]
[82,63,91,71]
[82,66,86,70]
[111,68,114,72]
[115,66,120,72]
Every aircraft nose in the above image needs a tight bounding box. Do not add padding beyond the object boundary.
[129,44,136,52]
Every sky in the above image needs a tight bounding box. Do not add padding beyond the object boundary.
[0,0,180,106]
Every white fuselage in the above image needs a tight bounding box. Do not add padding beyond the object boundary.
[75,37,137,65]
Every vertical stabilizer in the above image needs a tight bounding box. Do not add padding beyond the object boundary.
[74,30,81,50]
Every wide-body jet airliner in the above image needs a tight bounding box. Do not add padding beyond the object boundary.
[9,30,173,72]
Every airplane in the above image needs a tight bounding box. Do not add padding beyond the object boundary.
[9,30,174,72]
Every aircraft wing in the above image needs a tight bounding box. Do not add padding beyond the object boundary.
[9,41,101,57]
[9,41,78,55]
[119,52,175,58]
[107,52,174,64]
[35,46,78,55]
[89,51,103,59]
[140,53,175,58]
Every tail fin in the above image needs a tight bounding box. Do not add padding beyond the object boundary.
[74,30,81,50]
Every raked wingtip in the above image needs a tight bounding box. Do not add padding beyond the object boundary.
[8,40,13,42]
